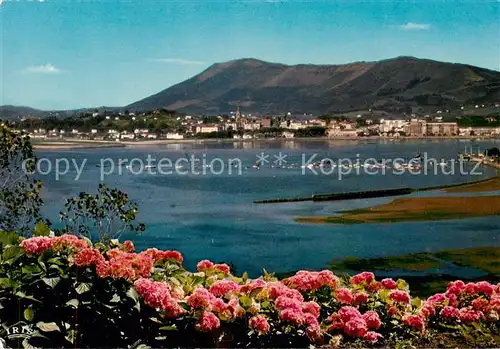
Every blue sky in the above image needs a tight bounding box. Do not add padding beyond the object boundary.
[1,0,499,110]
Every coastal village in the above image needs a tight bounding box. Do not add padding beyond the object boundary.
[3,103,500,142]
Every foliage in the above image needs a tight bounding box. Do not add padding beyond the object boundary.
[0,124,44,234]
[294,126,326,137]
[1,231,498,348]
[58,184,145,242]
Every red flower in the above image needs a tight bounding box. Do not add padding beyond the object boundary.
[363,331,383,344]
[344,317,368,337]
[389,290,410,304]
[381,278,397,289]
[74,247,104,267]
[336,288,354,304]
[197,259,214,271]
[196,311,220,332]
[439,306,460,319]
[403,315,425,334]
[362,311,381,329]
[350,272,375,286]
[249,315,270,335]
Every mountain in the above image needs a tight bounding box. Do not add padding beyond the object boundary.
[127,56,500,115]
[0,105,121,120]
[0,106,48,120]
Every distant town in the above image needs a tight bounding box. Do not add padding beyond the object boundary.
[2,103,500,142]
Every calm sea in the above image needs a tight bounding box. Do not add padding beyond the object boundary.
[36,139,500,276]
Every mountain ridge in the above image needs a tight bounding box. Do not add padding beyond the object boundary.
[126,56,500,115]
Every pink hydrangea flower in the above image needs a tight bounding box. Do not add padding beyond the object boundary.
[403,315,425,334]
[363,331,383,344]
[336,287,354,304]
[196,311,220,332]
[475,281,494,296]
[279,308,304,325]
[350,272,375,286]
[187,287,215,309]
[362,311,381,329]
[389,290,411,304]
[427,293,446,305]
[344,317,368,337]
[447,293,458,307]
[197,259,214,271]
[302,301,321,318]
[463,283,476,294]
[304,312,319,328]
[353,292,369,305]
[134,278,174,310]
[275,296,302,311]
[213,263,231,274]
[440,306,460,319]
[73,247,104,267]
[327,313,344,331]
[338,306,362,322]
[209,280,240,297]
[381,278,397,289]
[249,315,270,335]
[121,240,135,252]
[285,270,339,292]
[419,301,436,318]
[225,298,246,318]
[20,236,54,254]
[459,307,484,322]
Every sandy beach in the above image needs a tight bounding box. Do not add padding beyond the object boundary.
[31,135,499,150]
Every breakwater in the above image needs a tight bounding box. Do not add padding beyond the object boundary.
[254,174,500,204]
[254,188,413,204]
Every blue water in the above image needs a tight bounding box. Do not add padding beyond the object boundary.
[37,139,500,276]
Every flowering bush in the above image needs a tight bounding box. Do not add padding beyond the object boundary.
[0,231,499,348]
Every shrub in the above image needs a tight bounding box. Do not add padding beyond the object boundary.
[0,231,498,348]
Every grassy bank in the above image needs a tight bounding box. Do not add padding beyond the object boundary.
[296,195,500,224]
[327,246,500,296]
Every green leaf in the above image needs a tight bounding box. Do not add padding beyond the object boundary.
[75,282,91,294]
[36,321,60,332]
[22,264,42,274]
[81,235,92,247]
[66,299,79,309]
[239,295,252,308]
[159,325,177,331]
[0,277,18,289]
[411,297,422,308]
[42,277,61,288]
[0,230,20,247]
[242,272,248,283]
[250,287,263,298]
[24,306,35,321]
[127,287,139,302]
[396,279,409,291]
[135,345,152,349]
[22,337,36,349]
[33,222,50,237]
[2,246,25,264]
[65,329,77,344]
[15,291,42,303]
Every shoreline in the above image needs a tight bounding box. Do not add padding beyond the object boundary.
[32,135,499,150]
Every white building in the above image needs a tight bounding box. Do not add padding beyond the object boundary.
[196,125,220,133]
[166,133,184,140]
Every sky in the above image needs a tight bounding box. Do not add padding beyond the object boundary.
[0,0,499,110]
